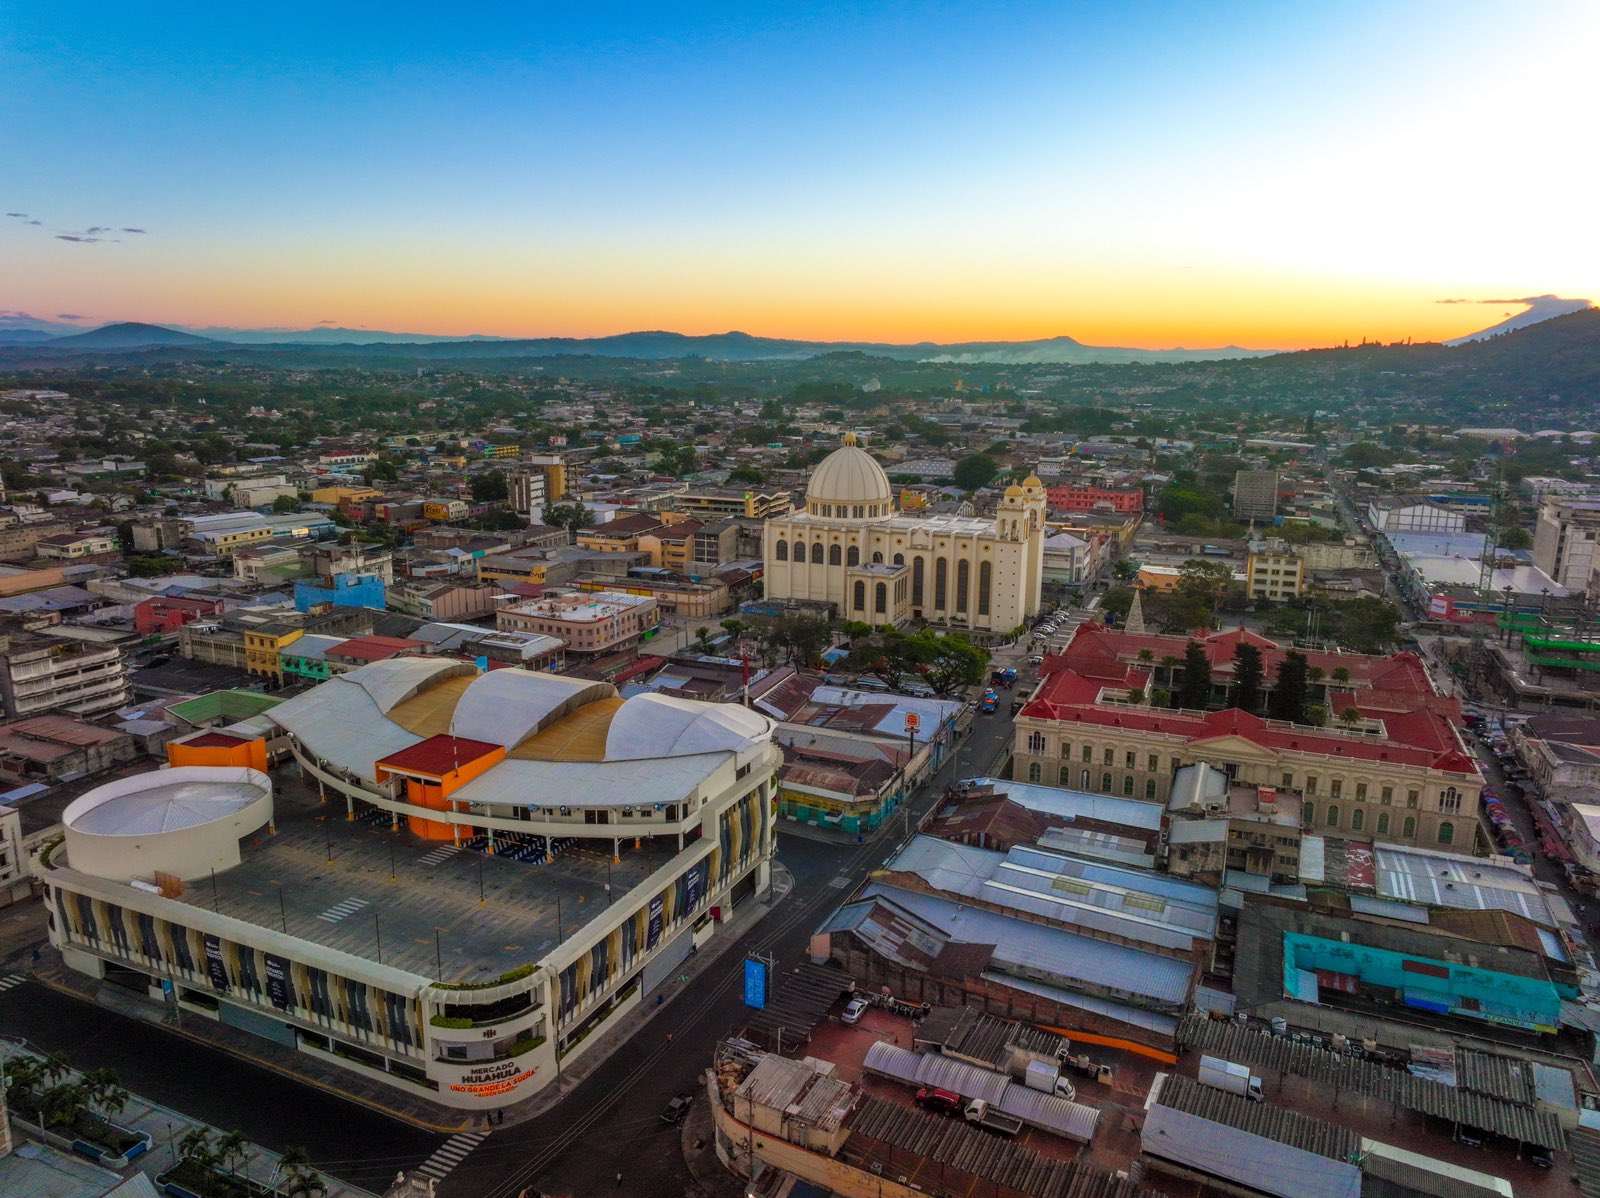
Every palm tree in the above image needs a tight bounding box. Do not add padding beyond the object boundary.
[82,1067,127,1122]
[1136,648,1155,664]
[1339,706,1362,727]
[38,1080,87,1131]
[274,1146,328,1198]
[1331,666,1351,685]
[215,1129,250,1181]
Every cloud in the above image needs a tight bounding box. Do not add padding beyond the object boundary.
[121,227,146,234]
[85,226,111,234]
[55,234,105,243]
[1437,294,1569,306]
[25,220,40,226]
[5,212,27,218]
[316,319,338,325]
[56,313,84,320]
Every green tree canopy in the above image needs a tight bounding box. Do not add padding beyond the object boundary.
[952,454,1000,492]
[1176,640,1212,709]
[1269,650,1311,724]
[543,501,595,534]
[1232,641,1265,713]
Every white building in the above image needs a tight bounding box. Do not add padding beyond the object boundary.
[1532,497,1600,590]
[763,436,1046,632]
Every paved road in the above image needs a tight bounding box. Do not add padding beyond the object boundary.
[0,677,1023,1198]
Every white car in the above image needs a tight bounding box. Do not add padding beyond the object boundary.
[1026,655,1044,665]
[841,996,870,1024]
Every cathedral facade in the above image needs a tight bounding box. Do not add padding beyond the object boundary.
[762,436,1046,633]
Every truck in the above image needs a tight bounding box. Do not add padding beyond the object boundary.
[963,1099,1024,1137]
[1023,1060,1076,1100]
[1198,1055,1264,1102]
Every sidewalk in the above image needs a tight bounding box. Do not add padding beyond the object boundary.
[26,860,797,1134]
[0,1039,377,1198]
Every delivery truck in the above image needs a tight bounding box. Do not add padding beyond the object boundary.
[1024,1060,1076,1100]
[1198,1055,1264,1101]
[964,1099,1024,1137]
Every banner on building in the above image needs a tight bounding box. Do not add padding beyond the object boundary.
[647,895,663,950]
[686,865,702,911]
[203,934,228,991]
[265,953,292,1010]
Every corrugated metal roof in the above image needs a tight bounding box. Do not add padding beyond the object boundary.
[988,971,1180,1038]
[1175,1013,1564,1150]
[968,775,1165,831]
[1455,1049,1534,1104]
[862,881,1192,1006]
[1375,847,1552,926]
[998,1083,1100,1142]
[1154,1071,1362,1160]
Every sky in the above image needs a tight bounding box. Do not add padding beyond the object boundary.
[2,1,1596,348]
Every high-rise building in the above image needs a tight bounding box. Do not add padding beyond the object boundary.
[1532,497,1600,590]
[508,468,547,522]
[1232,469,1279,521]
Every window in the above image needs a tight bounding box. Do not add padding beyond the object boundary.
[1125,751,1136,768]
[853,505,863,519]
[934,558,948,608]
[1306,776,1318,795]
[774,539,788,561]
[1402,815,1416,839]
[793,540,805,562]
[1061,742,1073,759]
[1377,812,1390,834]
[1381,786,1393,805]
[977,561,992,617]
[1027,731,1046,754]
[894,552,905,566]
[1302,801,1315,826]
[872,551,884,564]
[1028,762,1042,782]
[811,542,824,564]
[874,582,887,614]
[955,560,970,612]
[1406,789,1419,808]
[1440,786,1460,813]
[847,545,860,567]
[1103,748,1113,765]
[1122,775,1135,795]
[1325,805,1339,828]
[1060,766,1071,786]
[852,580,866,611]
[1081,745,1092,763]
[1355,782,1367,800]
[1100,772,1113,793]
[1145,779,1157,799]
[911,556,923,604]
[1149,755,1160,771]
[1438,821,1454,845]
[1330,779,1343,799]
[1281,773,1294,788]
[1351,809,1365,831]
[828,543,842,566]
[1081,769,1091,789]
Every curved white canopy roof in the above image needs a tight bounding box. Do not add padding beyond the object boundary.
[65,768,270,836]
[343,657,474,714]
[450,670,615,749]
[604,692,773,763]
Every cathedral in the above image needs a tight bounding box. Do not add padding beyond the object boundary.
[762,435,1047,633]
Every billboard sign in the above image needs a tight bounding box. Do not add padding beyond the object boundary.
[743,957,769,1009]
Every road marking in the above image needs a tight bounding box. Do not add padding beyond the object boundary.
[315,898,371,923]
[419,844,462,867]
[0,974,24,992]
[415,1130,488,1180]
[829,875,852,888]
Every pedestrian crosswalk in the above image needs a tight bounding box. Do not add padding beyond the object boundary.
[419,844,462,868]
[0,974,24,993]
[415,1130,488,1181]
[315,897,371,923]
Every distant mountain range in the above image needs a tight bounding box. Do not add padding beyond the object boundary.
[0,299,1590,363]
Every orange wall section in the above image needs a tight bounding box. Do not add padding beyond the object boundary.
[168,737,269,773]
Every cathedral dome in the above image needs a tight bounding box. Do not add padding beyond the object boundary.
[806,434,893,515]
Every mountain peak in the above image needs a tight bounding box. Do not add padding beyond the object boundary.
[51,321,219,348]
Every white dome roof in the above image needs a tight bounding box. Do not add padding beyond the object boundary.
[806,436,892,507]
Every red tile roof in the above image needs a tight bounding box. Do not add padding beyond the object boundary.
[330,635,428,662]
[376,734,502,777]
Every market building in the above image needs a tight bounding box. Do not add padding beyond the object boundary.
[44,659,780,1111]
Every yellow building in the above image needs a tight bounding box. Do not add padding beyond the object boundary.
[243,623,303,679]
[1246,547,1305,601]
[310,485,380,505]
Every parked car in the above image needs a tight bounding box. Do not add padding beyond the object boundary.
[841,995,870,1024]
[1026,655,1044,666]
[661,1093,695,1124]
[915,1087,963,1114]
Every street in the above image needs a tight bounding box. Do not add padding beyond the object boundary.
[0,661,1025,1198]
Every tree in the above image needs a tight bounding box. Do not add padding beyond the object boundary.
[1099,586,1135,620]
[1499,527,1531,550]
[1330,666,1350,685]
[1269,650,1311,724]
[1176,640,1211,709]
[179,1128,219,1171]
[1136,648,1155,664]
[951,454,1000,492]
[472,508,525,531]
[469,469,508,502]
[543,502,595,534]
[81,1068,127,1122]
[1127,687,1145,704]
[727,465,766,485]
[271,493,302,513]
[1339,706,1362,726]
[215,1129,250,1180]
[1232,642,1265,713]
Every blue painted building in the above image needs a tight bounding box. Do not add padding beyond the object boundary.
[294,571,386,614]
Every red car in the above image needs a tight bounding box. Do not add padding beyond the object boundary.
[915,1087,963,1114]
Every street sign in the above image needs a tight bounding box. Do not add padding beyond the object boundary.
[904,712,921,733]
[743,957,769,1009]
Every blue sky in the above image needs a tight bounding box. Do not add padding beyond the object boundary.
[2,2,1594,344]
